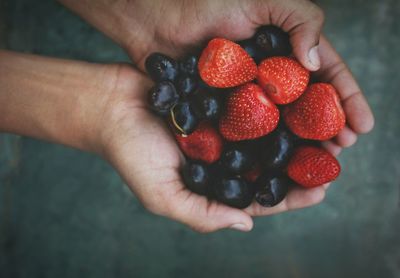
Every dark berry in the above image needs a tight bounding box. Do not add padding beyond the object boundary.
[179,55,198,76]
[238,39,266,64]
[177,75,198,97]
[294,138,322,148]
[261,126,294,170]
[171,100,199,135]
[255,174,291,207]
[145,53,179,82]
[148,81,179,115]
[182,161,209,195]
[219,145,255,175]
[192,90,222,121]
[254,26,292,57]
[197,78,227,95]
[213,177,254,209]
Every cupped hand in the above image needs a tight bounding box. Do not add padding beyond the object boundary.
[62,0,375,230]
[100,66,252,232]
[100,65,334,232]
[119,0,327,71]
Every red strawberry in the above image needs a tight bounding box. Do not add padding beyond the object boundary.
[175,122,223,164]
[283,83,346,140]
[287,146,341,188]
[198,38,257,88]
[219,83,280,141]
[257,57,310,104]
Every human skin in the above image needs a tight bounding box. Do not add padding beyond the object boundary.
[0,0,375,233]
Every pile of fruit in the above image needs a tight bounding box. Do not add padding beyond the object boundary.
[145,26,345,209]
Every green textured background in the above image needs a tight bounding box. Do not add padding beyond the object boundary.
[0,0,399,277]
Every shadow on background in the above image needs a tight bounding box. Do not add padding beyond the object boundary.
[0,0,399,277]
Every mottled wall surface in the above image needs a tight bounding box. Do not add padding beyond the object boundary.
[0,0,399,277]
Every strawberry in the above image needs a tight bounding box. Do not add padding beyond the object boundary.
[287,146,341,188]
[257,57,310,104]
[198,38,257,88]
[175,122,223,164]
[219,83,280,141]
[283,83,346,140]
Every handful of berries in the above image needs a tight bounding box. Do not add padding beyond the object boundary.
[145,26,345,209]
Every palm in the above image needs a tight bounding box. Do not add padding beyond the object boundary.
[115,107,184,207]
[102,69,251,231]
[104,72,183,204]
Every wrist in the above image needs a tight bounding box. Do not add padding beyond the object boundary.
[0,50,125,154]
[62,63,123,155]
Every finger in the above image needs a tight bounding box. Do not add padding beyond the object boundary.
[315,35,375,134]
[334,125,358,148]
[244,186,325,217]
[323,183,331,190]
[151,182,254,233]
[172,189,254,233]
[321,140,342,156]
[256,0,324,71]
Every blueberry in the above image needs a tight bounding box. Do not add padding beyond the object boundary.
[197,78,221,93]
[182,161,209,195]
[148,81,179,116]
[176,75,198,97]
[261,126,294,170]
[171,100,199,135]
[192,90,222,121]
[145,53,179,82]
[220,145,255,175]
[213,177,254,209]
[238,39,266,64]
[179,55,198,76]
[254,26,292,57]
[255,174,291,207]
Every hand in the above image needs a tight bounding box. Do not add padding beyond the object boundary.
[60,0,325,71]
[59,0,375,229]
[99,65,330,232]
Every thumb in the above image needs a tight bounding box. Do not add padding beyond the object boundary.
[257,0,325,71]
[163,187,254,233]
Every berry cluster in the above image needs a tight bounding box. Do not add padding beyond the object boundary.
[145,26,345,209]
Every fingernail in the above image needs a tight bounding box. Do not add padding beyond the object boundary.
[308,46,320,70]
[230,223,250,232]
